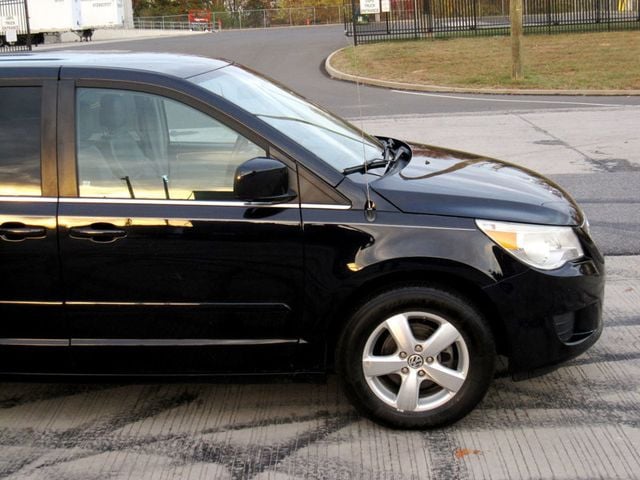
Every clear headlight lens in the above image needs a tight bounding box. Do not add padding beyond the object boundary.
[583,217,591,236]
[476,219,584,270]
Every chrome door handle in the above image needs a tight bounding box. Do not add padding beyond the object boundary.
[0,224,47,242]
[69,224,127,243]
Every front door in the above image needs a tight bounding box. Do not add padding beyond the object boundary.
[58,86,304,374]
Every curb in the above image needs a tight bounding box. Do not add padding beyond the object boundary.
[325,47,640,96]
[33,30,210,51]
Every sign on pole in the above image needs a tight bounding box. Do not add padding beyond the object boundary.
[357,0,389,18]
[0,2,31,52]
[360,0,380,15]
[1,15,19,31]
[1,15,19,43]
[5,28,17,43]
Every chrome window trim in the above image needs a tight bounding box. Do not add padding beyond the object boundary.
[0,301,63,305]
[0,196,57,203]
[0,196,351,210]
[60,197,351,210]
[300,203,351,210]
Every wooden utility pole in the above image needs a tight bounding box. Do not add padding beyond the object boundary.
[510,0,524,81]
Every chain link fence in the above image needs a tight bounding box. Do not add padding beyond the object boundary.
[134,6,345,31]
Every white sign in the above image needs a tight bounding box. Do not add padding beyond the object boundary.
[1,15,19,30]
[359,0,390,15]
[360,0,379,15]
[5,29,17,43]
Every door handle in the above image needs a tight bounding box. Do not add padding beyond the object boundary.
[0,223,47,242]
[69,224,127,243]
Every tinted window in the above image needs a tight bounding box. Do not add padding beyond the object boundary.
[76,88,266,200]
[0,87,41,196]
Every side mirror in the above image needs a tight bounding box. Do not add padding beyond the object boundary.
[234,157,296,203]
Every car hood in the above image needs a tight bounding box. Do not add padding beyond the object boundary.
[371,143,583,226]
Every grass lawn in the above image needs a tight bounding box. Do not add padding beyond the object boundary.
[330,31,640,90]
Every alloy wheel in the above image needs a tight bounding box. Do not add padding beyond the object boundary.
[362,311,469,412]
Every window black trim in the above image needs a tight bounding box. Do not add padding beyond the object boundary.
[41,80,58,197]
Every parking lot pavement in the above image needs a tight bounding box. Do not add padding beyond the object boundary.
[359,107,640,176]
[0,255,638,480]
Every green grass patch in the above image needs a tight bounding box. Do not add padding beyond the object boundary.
[332,31,640,90]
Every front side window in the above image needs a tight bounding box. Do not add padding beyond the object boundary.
[0,87,41,196]
[76,88,266,200]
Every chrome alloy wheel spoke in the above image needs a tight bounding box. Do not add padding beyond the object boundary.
[395,369,422,411]
[422,322,461,359]
[362,354,406,377]
[384,313,417,353]
[424,362,466,393]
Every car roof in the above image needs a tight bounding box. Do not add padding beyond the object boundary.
[0,52,230,78]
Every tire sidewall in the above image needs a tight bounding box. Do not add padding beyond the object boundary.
[337,286,495,429]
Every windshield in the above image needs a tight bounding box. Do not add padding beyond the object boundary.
[189,65,383,172]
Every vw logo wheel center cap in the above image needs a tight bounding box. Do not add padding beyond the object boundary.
[407,354,424,369]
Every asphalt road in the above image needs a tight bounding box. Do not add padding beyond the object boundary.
[50,25,640,255]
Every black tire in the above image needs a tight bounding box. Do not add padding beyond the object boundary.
[336,285,496,429]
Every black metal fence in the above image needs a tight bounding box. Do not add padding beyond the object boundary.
[0,0,31,53]
[345,0,640,44]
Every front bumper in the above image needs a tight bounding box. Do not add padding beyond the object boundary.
[483,230,605,378]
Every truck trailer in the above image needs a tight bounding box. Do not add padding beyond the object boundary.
[1,0,129,46]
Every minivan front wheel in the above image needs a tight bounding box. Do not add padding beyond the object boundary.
[337,286,496,429]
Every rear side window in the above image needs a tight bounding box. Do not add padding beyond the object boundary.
[0,87,42,196]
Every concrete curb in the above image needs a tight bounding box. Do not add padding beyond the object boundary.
[325,47,640,96]
[31,29,210,51]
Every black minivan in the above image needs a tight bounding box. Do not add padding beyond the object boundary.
[0,52,603,428]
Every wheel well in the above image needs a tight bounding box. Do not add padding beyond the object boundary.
[326,270,509,364]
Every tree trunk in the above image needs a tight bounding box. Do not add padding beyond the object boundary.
[511,0,524,81]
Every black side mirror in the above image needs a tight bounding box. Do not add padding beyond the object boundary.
[234,157,296,203]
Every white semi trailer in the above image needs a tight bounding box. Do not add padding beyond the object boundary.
[1,0,131,46]
[77,0,126,32]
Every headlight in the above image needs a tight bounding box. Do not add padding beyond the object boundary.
[583,216,591,236]
[476,219,584,270]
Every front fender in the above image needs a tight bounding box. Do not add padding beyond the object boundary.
[300,209,526,340]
